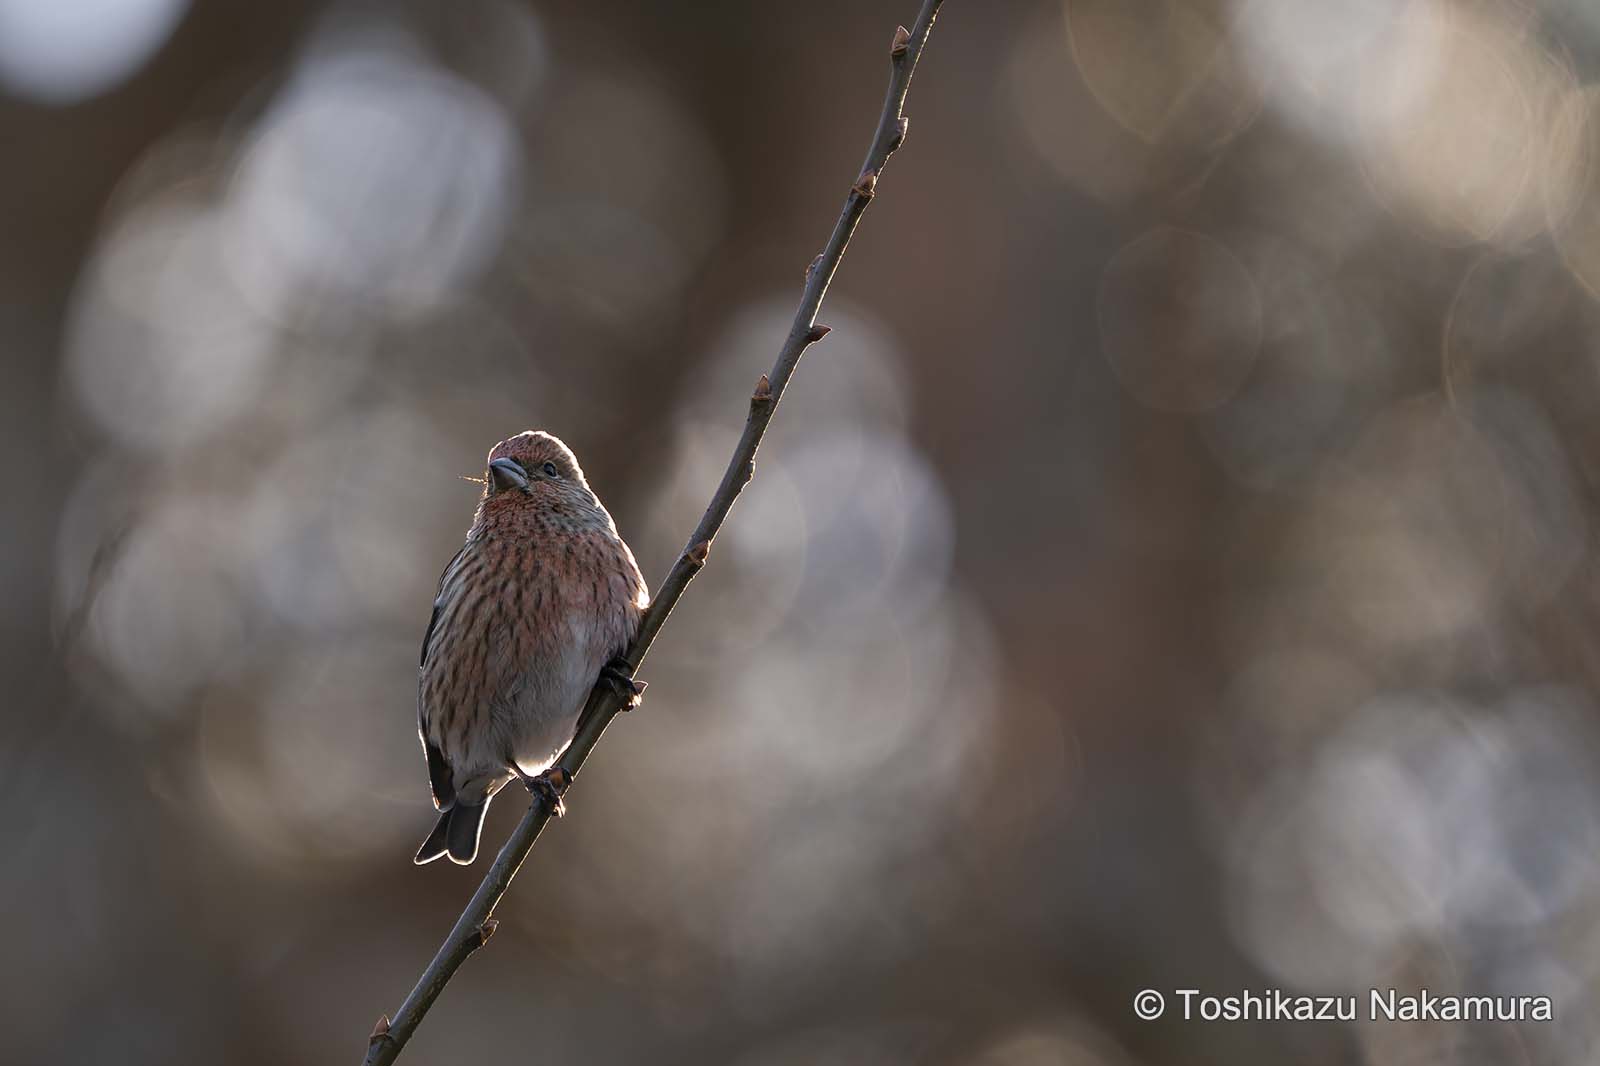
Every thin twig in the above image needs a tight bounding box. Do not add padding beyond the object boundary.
[363,4,946,1061]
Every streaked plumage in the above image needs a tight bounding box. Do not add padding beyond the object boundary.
[415,431,647,865]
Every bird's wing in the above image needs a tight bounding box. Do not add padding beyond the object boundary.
[418,544,468,809]
[423,735,455,811]
[419,545,465,668]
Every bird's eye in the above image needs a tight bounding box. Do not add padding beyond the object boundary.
[542,462,560,478]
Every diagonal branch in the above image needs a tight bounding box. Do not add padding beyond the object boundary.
[363,4,947,1061]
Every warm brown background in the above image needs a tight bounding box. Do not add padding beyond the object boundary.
[8,0,1600,1063]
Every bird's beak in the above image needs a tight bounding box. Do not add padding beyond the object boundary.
[488,457,530,494]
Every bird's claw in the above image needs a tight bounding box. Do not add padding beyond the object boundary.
[520,766,570,817]
[599,657,645,710]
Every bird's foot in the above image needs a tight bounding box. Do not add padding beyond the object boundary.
[599,656,646,710]
[515,765,571,818]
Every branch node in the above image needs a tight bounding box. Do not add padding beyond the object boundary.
[686,540,711,569]
[805,324,832,344]
[852,169,879,199]
[891,25,911,58]
[369,1016,392,1045]
[805,253,823,279]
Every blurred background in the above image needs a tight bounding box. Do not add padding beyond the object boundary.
[8,0,1600,1061]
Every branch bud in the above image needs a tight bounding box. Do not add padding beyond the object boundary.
[891,25,911,58]
[476,918,499,947]
[852,169,878,199]
[805,324,832,344]
[890,116,909,150]
[369,1016,392,1045]
[687,540,711,568]
[752,373,773,405]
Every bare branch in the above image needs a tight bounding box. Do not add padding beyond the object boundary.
[362,4,948,1061]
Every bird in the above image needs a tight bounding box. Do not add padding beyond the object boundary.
[414,430,648,865]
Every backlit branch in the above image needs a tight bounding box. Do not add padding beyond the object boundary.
[362,4,947,1060]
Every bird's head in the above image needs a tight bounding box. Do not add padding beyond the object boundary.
[477,431,607,528]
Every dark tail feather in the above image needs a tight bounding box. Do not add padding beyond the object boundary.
[414,800,489,865]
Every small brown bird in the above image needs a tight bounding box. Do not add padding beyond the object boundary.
[415,431,648,865]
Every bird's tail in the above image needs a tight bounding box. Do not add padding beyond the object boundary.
[414,800,489,865]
